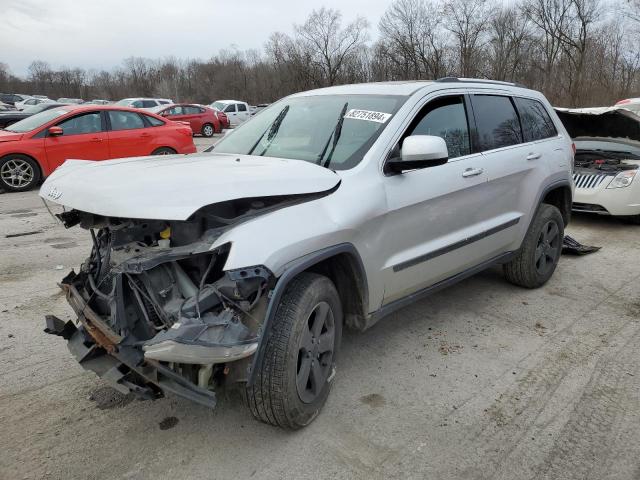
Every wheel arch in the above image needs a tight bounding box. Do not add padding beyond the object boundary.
[540,181,572,226]
[247,243,368,386]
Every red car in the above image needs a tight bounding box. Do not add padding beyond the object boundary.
[151,104,226,137]
[0,105,196,192]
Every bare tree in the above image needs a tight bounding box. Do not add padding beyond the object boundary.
[295,8,369,86]
[488,6,532,81]
[443,0,494,77]
[378,0,450,79]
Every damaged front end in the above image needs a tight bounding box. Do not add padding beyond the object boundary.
[45,201,277,408]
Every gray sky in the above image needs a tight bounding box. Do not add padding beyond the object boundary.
[1,0,390,77]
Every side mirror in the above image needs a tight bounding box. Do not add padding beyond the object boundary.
[48,126,63,137]
[386,135,449,174]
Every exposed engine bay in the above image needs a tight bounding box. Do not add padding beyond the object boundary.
[574,149,640,173]
[43,197,301,408]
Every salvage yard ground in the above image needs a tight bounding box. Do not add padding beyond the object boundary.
[1,135,640,479]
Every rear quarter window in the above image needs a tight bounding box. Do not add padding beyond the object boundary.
[515,97,557,142]
[472,95,523,151]
[144,114,165,127]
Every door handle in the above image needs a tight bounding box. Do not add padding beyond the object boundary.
[140,133,150,138]
[526,152,542,160]
[90,137,103,142]
[462,167,484,178]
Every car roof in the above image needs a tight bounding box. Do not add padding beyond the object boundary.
[55,105,160,114]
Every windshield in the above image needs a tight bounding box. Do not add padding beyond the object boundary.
[211,102,227,111]
[5,108,69,132]
[213,94,405,170]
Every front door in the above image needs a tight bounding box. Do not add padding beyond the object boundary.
[44,110,109,171]
[380,94,510,305]
[224,104,239,126]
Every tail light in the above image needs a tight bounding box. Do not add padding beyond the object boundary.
[571,142,576,155]
[615,99,631,105]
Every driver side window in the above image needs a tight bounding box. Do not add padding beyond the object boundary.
[57,112,103,135]
[404,96,471,159]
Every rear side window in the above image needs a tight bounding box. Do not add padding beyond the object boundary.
[237,103,247,112]
[183,106,201,114]
[472,95,522,151]
[144,115,165,127]
[142,100,157,108]
[515,97,557,142]
[108,111,145,130]
[407,95,471,158]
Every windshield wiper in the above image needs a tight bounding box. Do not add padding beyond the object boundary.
[247,105,290,156]
[317,102,349,168]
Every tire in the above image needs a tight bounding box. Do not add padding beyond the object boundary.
[201,123,215,137]
[0,154,41,192]
[151,147,176,155]
[503,204,564,288]
[246,272,343,429]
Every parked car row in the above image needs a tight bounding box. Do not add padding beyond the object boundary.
[0,105,196,192]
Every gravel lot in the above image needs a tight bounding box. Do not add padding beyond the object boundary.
[1,138,640,479]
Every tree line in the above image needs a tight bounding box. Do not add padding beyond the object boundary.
[1,0,639,107]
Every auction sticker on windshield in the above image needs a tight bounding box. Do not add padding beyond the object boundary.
[344,109,392,123]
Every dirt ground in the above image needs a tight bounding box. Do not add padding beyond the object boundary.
[1,139,640,479]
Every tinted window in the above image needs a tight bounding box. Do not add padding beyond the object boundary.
[57,112,103,135]
[108,111,145,130]
[165,106,183,115]
[237,103,247,112]
[142,100,157,108]
[472,95,523,150]
[224,104,236,113]
[144,115,165,127]
[183,106,201,114]
[158,100,171,105]
[407,96,471,158]
[515,97,557,142]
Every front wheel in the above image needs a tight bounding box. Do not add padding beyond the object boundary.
[503,204,564,288]
[0,155,41,192]
[246,272,342,429]
[151,147,176,155]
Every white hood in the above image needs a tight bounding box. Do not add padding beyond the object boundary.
[39,153,340,220]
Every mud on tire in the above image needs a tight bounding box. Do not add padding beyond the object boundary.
[246,272,343,429]
[503,203,564,289]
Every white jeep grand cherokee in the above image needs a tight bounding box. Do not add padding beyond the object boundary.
[41,78,573,429]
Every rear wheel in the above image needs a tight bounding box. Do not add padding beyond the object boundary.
[151,147,176,155]
[0,155,41,192]
[503,204,564,288]
[246,272,342,429]
[201,123,215,137]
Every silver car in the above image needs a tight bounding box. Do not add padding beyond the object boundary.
[41,79,573,429]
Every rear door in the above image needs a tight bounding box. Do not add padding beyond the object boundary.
[223,103,239,125]
[44,111,109,170]
[469,93,548,251]
[182,105,205,132]
[236,103,250,123]
[106,110,155,158]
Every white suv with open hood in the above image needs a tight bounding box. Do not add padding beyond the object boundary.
[556,107,640,223]
[41,79,573,429]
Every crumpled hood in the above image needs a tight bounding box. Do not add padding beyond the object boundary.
[39,153,340,220]
[0,130,24,142]
[555,107,640,142]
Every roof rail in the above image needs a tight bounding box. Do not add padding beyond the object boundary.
[435,77,527,89]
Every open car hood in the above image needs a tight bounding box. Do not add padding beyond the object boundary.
[39,153,340,220]
[555,106,640,142]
